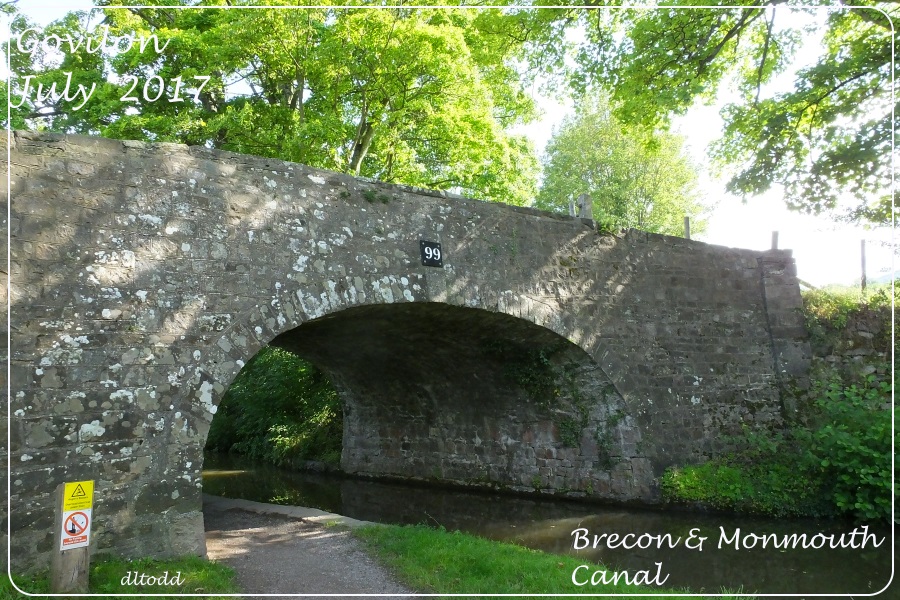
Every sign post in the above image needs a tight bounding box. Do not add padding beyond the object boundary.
[50,480,94,593]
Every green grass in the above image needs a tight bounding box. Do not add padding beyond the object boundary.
[801,283,894,358]
[4,555,238,598]
[801,282,895,323]
[660,461,833,518]
[354,524,750,597]
[2,531,753,597]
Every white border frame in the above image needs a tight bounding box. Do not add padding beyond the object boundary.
[4,2,895,597]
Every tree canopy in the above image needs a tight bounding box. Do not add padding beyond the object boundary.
[4,0,539,205]
[536,95,707,236]
[5,1,893,225]
[514,0,897,226]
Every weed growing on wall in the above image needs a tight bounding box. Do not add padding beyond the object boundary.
[482,340,596,450]
[205,346,343,467]
[801,283,895,330]
[661,285,896,522]
[361,188,390,204]
[594,408,625,470]
[801,283,895,372]
[496,344,563,407]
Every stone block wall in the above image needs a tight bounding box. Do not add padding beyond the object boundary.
[272,303,636,498]
[807,304,893,386]
[6,132,809,570]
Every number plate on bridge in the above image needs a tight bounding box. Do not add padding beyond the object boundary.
[420,240,443,267]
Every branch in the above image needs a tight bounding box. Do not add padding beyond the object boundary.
[646,8,766,87]
[425,178,458,188]
[846,6,896,31]
[776,65,883,173]
[126,7,175,27]
[26,109,64,119]
[755,7,776,104]
[696,8,765,76]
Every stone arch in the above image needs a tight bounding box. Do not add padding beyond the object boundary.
[193,295,643,499]
[179,258,610,438]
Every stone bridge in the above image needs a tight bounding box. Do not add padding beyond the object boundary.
[4,132,809,569]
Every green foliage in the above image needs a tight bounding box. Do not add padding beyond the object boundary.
[801,283,896,330]
[801,286,873,357]
[206,346,343,467]
[362,189,391,204]
[518,2,895,225]
[558,417,583,448]
[594,409,625,470]
[803,288,871,331]
[482,340,596,450]
[5,555,238,598]
[354,524,728,596]
[800,283,896,370]
[536,94,708,236]
[713,5,895,224]
[662,376,895,522]
[803,377,895,522]
[660,459,832,519]
[505,349,560,408]
[667,287,895,522]
[483,340,563,407]
[7,1,538,205]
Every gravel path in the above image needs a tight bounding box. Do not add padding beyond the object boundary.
[203,496,413,598]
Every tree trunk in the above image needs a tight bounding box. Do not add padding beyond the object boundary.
[349,121,376,175]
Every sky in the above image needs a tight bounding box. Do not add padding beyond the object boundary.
[9,1,896,287]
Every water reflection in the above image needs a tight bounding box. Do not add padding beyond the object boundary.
[203,453,894,594]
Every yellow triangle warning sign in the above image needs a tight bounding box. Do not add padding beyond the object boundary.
[63,481,93,511]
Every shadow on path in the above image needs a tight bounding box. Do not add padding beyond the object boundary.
[203,495,412,598]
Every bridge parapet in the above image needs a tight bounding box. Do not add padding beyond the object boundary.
[6,132,809,569]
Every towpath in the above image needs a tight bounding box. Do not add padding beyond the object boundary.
[203,495,412,598]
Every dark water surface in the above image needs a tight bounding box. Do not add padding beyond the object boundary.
[203,453,894,595]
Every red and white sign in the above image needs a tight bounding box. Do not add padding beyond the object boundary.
[60,508,91,550]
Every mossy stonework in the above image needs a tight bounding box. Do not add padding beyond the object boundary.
[5,132,809,569]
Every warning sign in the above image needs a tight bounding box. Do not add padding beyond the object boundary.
[63,481,93,511]
[60,509,91,550]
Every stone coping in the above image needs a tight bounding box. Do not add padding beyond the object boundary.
[202,494,377,529]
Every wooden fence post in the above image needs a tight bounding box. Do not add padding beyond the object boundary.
[577,193,592,219]
[861,239,867,292]
[50,482,93,593]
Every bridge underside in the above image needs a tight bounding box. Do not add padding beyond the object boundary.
[271,303,644,496]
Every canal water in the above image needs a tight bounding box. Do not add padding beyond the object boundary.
[203,453,894,595]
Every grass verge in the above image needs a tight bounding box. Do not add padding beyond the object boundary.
[3,555,238,598]
[354,524,750,597]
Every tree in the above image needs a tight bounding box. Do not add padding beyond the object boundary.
[4,0,539,205]
[514,1,897,225]
[536,95,707,236]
